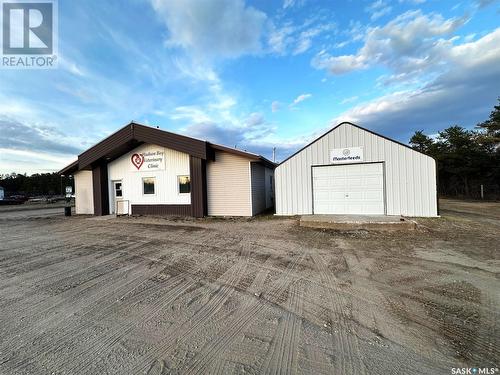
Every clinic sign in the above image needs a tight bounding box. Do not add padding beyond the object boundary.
[1,0,58,69]
[131,150,165,172]
[330,147,363,164]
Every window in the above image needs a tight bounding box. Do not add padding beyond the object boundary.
[143,177,155,195]
[178,176,191,194]
[114,182,122,197]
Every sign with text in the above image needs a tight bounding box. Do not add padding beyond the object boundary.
[330,147,363,164]
[131,150,165,171]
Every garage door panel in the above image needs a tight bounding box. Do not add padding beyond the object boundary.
[313,163,385,215]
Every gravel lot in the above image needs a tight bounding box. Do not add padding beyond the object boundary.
[0,199,498,374]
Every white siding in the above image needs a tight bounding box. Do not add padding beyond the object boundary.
[107,144,190,213]
[275,123,438,217]
[206,151,252,216]
[74,170,94,214]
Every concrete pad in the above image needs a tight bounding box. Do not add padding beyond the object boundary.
[300,214,417,231]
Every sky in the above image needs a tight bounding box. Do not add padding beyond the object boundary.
[0,0,499,174]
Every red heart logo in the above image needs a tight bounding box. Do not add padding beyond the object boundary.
[131,153,144,170]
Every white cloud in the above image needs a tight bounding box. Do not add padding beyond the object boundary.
[476,0,498,8]
[366,0,392,21]
[330,29,500,138]
[312,10,469,77]
[150,0,267,59]
[245,112,265,127]
[283,0,306,9]
[268,23,295,55]
[271,101,281,112]
[340,96,359,105]
[268,19,335,56]
[291,93,312,107]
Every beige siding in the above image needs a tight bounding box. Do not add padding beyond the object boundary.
[207,151,252,216]
[74,170,94,214]
[251,163,266,215]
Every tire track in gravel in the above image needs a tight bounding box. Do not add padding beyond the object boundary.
[76,255,248,375]
[123,243,251,375]
[0,243,166,347]
[0,240,154,311]
[311,251,367,375]
[202,255,274,374]
[179,253,305,375]
[6,255,212,375]
[260,279,304,375]
[61,277,198,375]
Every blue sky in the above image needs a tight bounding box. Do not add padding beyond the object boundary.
[1,0,499,174]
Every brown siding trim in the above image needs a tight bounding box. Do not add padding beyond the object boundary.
[92,163,109,216]
[189,156,206,218]
[80,125,134,168]
[134,124,206,160]
[131,204,192,216]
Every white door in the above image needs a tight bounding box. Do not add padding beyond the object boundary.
[312,163,384,215]
[111,180,123,214]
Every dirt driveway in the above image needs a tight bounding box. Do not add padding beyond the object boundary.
[0,199,498,374]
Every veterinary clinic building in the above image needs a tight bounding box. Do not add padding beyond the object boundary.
[60,123,275,217]
[275,122,438,217]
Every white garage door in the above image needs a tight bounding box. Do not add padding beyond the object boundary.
[312,163,385,215]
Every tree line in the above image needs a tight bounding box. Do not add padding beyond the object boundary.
[0,172,74,197]
[410,98,500,199]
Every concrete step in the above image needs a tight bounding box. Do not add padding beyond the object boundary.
[300,214,417,231]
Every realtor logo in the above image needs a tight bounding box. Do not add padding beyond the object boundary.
[1,0,58,68]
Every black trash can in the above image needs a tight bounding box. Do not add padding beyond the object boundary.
[64,206,72,216]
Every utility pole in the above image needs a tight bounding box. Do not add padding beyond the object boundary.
[272,147,276,163]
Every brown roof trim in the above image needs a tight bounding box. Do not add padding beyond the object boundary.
[58,160,78,175]
[208,143,277,169]
[278,121,436,165]
[59,121,276,174]
[78,122,207,169]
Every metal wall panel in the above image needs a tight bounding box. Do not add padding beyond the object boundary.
[131,204,191,216]
[275,123,438,217]
[250,162,266,215]
[92,162,109,216]
[189,156,206,218]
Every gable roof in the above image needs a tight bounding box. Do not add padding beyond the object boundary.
[59,122,275,174]
[278,121,435,165]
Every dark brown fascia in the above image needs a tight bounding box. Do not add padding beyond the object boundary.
[59,122,276,175]
[77,122,207,170]
[58,160,79,175]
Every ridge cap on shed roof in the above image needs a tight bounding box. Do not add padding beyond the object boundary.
[277,121,435,165]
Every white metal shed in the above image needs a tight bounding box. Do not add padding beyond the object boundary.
[275,122,438,217]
